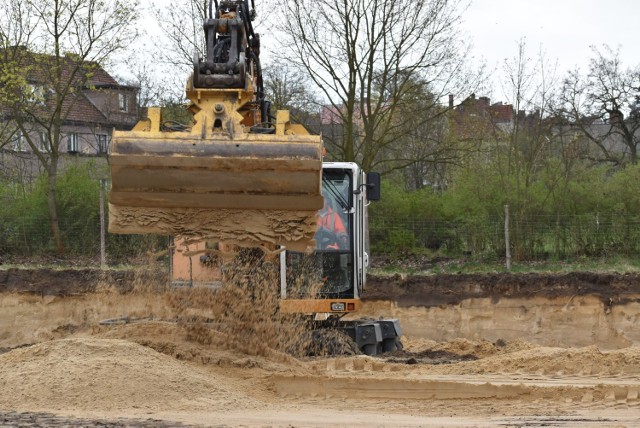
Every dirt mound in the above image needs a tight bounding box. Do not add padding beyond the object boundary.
[297,329,360,356]
[402,337,535,358]
[376,337,640,377]
[377,337,536,365]
[0,337,261,412]
[3,267,640,425]
[428,344,640,377]
[0,268,129,295]
[96,321,305,373]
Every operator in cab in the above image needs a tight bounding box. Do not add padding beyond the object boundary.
[316,190,348,250]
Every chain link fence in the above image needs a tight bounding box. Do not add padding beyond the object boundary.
[370,213,640,260]
[0,219,167,265]
[2,212,640,264]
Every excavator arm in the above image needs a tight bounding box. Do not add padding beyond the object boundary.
[108,0,323,252]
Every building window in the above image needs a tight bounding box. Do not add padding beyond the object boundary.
[67,133,79,153]
[118,93,129,112]
[11,132,24,151]
[97,134,109,154]
[27,84,46,105]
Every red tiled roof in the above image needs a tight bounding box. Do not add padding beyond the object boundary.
[454,96,514,124]
[0,49,117,87]
[61,93,109,124]
[86,66,120,87]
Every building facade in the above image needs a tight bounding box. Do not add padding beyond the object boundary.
[1,48,139,158]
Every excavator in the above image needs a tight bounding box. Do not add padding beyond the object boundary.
[108,0,401,355]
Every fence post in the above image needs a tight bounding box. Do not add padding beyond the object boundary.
[99,179,106,270]
[504,204,511,271]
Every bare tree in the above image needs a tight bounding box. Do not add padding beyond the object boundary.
[0,0,139,254]
[147,0,206,102]
[384,77,462,190]
[493,39,562,259]
[262,64,314,111]
[152,0,206,72]
[275,0,480,172]
[500,39,559,193]
[560,45,640,166]
[117,58,164,113]
[262,63,320,125]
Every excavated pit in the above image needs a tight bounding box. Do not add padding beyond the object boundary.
[2,268,640,426]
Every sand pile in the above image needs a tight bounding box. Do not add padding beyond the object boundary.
[403,337,537,357]
[440,344,640,376]
[95,321,306,374]
[0,337,262,412]
[4,269,640,425]
[397,338,640,377]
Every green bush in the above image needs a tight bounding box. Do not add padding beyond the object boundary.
[368,162,640,260]
[0,162,166,262]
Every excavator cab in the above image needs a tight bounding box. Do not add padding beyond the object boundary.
[280,170,354,299]
[280,163,374,309]
[108,0,323,252]
[279,164,401,355]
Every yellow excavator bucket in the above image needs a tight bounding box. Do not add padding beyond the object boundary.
[109,1,324,252]
[108,86,323,252]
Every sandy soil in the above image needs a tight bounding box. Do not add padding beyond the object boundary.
[1,268,640,427]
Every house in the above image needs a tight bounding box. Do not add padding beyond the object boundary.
[1,47,139,157]
[554,112,640,166]
[449,94,514,141]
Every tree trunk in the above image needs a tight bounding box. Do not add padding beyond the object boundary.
[344,114,355,162]
[46,162,64,254]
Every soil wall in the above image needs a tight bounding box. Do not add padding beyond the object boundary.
[3,268,640,349]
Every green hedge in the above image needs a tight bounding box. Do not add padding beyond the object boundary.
[369,164,640,260]
[3,159,640,263]
[0,163,165,262]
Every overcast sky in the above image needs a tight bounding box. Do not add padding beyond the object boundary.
[139,0,640,75]
[461,0,640,74]
[130,0,640,104]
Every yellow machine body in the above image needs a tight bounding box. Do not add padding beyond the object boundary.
[107,1,401,354]
[109,81,323,251]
